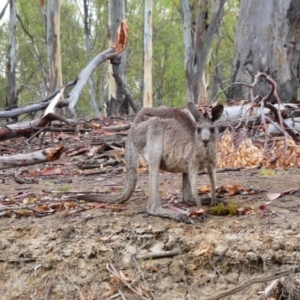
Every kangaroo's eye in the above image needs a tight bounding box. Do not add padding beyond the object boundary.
[210,127,215,134]
[197,127,202,134]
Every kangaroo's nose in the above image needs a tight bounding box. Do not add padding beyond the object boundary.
[203,139,209,146]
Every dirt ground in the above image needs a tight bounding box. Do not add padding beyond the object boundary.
[1,132,300,300]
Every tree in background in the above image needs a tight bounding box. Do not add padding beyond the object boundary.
[6,0,17,114]
[107,0,126,115]
[45,0,62,95]
[228,0,300,102]
[143,0,153,107]
[0,0,240,116]
[83,0,100,117]
[181,0,227,105]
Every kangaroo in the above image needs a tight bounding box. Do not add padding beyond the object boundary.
[78,102,224,222]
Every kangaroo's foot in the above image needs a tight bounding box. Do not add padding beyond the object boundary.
[147,207,194,224]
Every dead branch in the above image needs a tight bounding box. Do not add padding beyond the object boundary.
[0,113,73,141]
[233,72,300,144]
[198,165,261,175]
[68,20,129,116]
[206,266,300,300]
[112,62,140,114]
[135,250,182,260]
[102,124,131,131]
[0,146,64,169]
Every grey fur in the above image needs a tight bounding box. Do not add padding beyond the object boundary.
[78,102,224,223]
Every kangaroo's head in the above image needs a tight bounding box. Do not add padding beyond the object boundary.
[187,102,224,148]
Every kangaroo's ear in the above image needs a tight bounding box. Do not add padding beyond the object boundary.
[211,105,224,122]
[187,102,202,122]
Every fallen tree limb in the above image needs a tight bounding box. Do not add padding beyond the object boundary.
[0,146,64,169]
[0,113,74,141]
[206,266,300,300]
[102,124,131,131]
[68,20,129,116]
[233,72,300,144]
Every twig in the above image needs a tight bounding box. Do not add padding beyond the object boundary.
[206,266,300,300]
[135,250,182,261]
[44,277,53,300]
[198,165,261,175]
[106,263,149,300]
[118,289,127,300]
[256,279,279,300]
[63,273,85,300]
[211,84,232,103]
[132,255,157,300]
[0,257,37,262]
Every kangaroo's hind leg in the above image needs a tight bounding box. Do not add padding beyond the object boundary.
[143,119,192,223]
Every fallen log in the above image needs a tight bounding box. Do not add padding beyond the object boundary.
[0,146,64,169]
[0,91,74,141]
[0,113,74,141]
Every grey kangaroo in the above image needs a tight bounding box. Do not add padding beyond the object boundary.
[78,102,224,222]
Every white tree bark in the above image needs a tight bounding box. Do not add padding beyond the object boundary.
[83,0,100,117]
[143,0,153,107]
[46,0,63,94]
[181,0,192,103]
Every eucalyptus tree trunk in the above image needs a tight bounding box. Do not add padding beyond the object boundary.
[83,0,100,117]
[107,0,126,115]
[6,0,18,116]
[228,0,300,103]
[46,0,63,94]
[143,0,153,108]
[181,0,226,105]
[0,1,9,21]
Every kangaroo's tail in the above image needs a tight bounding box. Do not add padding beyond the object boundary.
[77,137,138,204]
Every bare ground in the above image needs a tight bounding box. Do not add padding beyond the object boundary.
[1,132,300,300]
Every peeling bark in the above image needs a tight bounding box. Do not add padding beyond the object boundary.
[107,0,127,116]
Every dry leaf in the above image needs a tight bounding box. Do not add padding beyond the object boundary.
[199,186,211,193]
[193,245,210,256]
[266,192,281,201]
[41,167,64,176]
[101,282,118,298]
